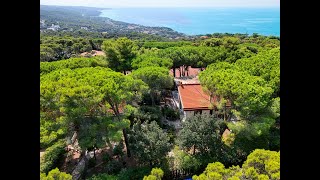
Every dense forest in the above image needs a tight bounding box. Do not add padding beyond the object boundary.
[40,32,280,179]
[40,5,280,180]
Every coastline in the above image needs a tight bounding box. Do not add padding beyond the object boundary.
[98,7,280,37]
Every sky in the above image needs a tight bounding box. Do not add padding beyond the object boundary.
[40,0,280,8]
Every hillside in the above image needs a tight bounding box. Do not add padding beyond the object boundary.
[40,5,187,39]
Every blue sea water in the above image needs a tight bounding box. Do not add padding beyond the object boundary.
[99,7,280,36]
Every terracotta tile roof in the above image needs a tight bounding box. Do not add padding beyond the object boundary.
[178,83,231,111]
[178,83,213,110]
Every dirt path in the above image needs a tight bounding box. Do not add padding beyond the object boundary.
[40,149,46,162]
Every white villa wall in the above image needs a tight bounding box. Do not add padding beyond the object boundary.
[182,110,212,122]
[202,110,210,115]
[183,111,194,121]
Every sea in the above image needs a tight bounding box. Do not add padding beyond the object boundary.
[99,7,280,36]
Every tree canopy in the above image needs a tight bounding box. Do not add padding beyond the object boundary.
[128,121,172,166]
[102,37,138,74]
[192,149,280,180]
[130,66,173,106]
[131,53,173,69]
[40,168,72,180]
[176,114,226,159]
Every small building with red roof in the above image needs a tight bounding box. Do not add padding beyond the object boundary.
[177,83,231,121]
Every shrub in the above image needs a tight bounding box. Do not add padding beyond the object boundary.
[40,168,72,180]
[40,140,66,174]
[143,168,164,180]
[162,106,180,121]
[105,160,123,174]
[113,141,124,157]
[88,158,97,168]
[129,106,163,126]
[87,173,118,180]
[102,153,111,163]
[117,166,152,180]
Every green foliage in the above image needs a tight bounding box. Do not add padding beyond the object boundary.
[87,173,118,180]
[102,153,111,163]
[198,48,279,159]
[268,124,280,151]
[192,162,227,180]
[41,64,148,162]
[200,65,273,117]
[41,66,147,138]
[77,116,120,153]
[102,37,138,73]
[40,117,66,149]
[40,168,72,180]
[230,119,275,155]
[132,53,173,69]
[176,114,226,157]
[40,56,108,75]
[200,38,223,47]
[162,106,180,121]
[113,140,125,157]
[158,46,226,69]
[143,168,164,180]
[117,166,152,180]
[221,36,241,50]
[269,97,280,119]
[128,121,172,166]
[165,124,176,144]
[142,41,192,49]
[131,66,173,90]
[172,146,202,171]
[235,48,280,96]
[192,149,279,180]
[242,149,280,180]
[127,106,163,126]
[105,159,124,175]
[40,140,66,174]
[131,66,173,105]
[40,35,101,61]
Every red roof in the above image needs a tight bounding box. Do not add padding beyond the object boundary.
[178,84,214,110]
[178,83,231,111]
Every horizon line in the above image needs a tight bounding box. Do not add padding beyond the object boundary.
[40,4,280,8]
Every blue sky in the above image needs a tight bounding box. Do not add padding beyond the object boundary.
[40,0,280,8]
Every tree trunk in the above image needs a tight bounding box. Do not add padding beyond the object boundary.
[93,148,96,160]
[107,139,114,150]
[193,145,196,155]
[123,70,126,75]
[105,96,131,157]
[122,129,131,157]
[150,91,155,106]
[224,105,226,121]
[182,65,185,77]
[113,106,131,157]
[173,67,176,78]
